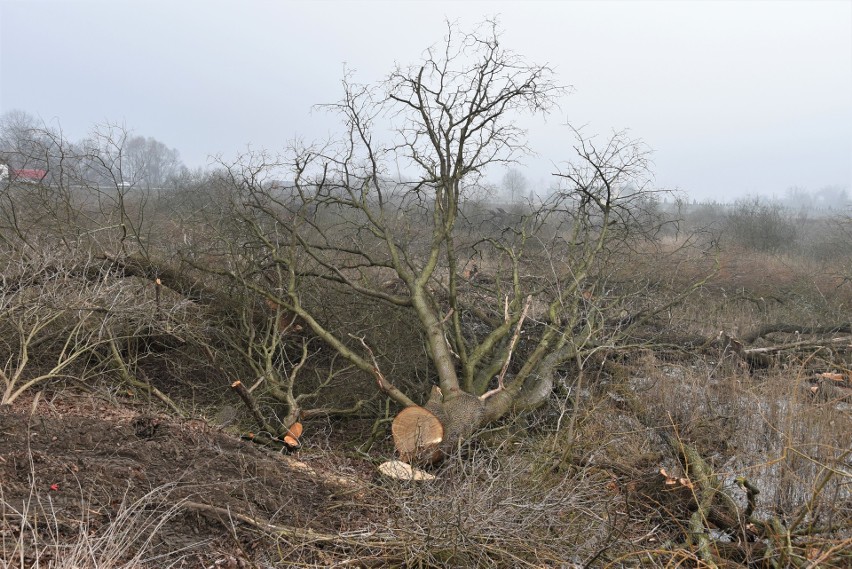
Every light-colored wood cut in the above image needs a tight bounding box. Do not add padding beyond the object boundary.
[377,460,436,481]
[391,405,444,464]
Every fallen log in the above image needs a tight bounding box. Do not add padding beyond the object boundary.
[743,336,852,355]
[742,323,852,344]
[720,332,852,371]
[99,252,226,306]
[719,332,773,370]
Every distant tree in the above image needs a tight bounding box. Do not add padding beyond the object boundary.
[123,135,185,188]
[68,126,186,191]
[502,168,528,204]
[0,110,42,167]
[0,110,61,176]
[725,196,798,252]
[784,186,813,211]
[814,185,850,210]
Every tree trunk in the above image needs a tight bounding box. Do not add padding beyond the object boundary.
[424,386,485,456]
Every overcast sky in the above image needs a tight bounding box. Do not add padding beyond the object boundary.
[1,0,850,201]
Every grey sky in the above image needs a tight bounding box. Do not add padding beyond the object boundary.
[1,0,850,201]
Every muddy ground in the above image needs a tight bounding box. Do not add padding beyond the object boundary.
[0,392,384,567]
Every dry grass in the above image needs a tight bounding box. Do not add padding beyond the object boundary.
[0,195,849,566]
[374,445,615,567]
[0,484,192,569]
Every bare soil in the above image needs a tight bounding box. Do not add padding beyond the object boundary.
[0,391,381,567]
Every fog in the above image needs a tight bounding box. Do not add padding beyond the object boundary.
[1,0,849,201]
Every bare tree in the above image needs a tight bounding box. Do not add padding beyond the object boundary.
[0,110,52,171]
[501,168,528,204]
[122,135,185,188]
[209,21,705,455]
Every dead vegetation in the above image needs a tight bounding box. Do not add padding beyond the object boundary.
[1,21,850,568]
[0,222,849,567]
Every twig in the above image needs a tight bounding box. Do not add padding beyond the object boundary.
[108,336,184,416]
[358,398,393,455]
[736,476,760,520]
[300,399,366,419]
[352,335,416,407]
[154,277,162,321]
[440,308,454,325]
[482,295,532,400]
[804,535,852,569]
[230,380,278,436]
[183,501,393,547]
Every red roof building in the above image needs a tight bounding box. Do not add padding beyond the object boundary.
[13,169,47,181]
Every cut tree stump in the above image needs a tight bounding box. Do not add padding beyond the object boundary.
[391,405,444,464]
[283,421,303,449]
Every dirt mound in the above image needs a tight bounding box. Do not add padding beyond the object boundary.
[0,394,376,566]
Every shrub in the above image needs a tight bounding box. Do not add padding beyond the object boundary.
[724,197,799,252]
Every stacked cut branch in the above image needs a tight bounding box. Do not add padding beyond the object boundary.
[645,434,850,567]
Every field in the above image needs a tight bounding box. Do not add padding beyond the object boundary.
[0,178,849,567]
[1,25,850,566]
